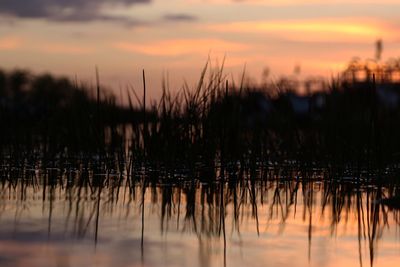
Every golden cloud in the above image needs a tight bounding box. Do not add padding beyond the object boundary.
[209,19,396,42]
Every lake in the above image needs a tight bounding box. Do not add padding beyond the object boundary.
[1,166,399,267]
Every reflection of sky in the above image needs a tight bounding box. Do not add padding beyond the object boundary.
[0,0,400,99]
[1,183,400,267]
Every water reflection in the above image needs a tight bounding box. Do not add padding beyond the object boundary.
[1,167,400,267]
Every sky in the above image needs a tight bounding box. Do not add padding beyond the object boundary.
[0,0,399,99]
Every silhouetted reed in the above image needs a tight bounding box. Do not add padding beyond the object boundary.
[2,57,400,178]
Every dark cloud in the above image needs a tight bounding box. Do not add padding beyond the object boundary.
[163,14,198,22]
[0,0,150,23]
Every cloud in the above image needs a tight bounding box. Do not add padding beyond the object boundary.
[0,0,150,23]
[0,36,22,50]
[113,39,247,56]
[39,43,94,55]
[204,0,400,4]
[163,14,198,22]
[209,19,397,43]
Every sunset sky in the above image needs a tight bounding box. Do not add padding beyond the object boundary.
[0,0,399,99]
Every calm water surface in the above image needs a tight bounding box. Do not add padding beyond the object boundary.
[1,169,400,267]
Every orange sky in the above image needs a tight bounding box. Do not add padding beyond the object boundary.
[0,0,399,100]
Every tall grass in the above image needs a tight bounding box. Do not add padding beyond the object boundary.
[1,57,400,178]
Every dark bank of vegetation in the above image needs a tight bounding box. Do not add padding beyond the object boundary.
[1,57,400,178]
[0,69,150,154]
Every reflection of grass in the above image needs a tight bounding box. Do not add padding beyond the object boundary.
[1,58,400,174]
[1,166,400,267]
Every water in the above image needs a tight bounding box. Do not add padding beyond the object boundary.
[1,170,400,267]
